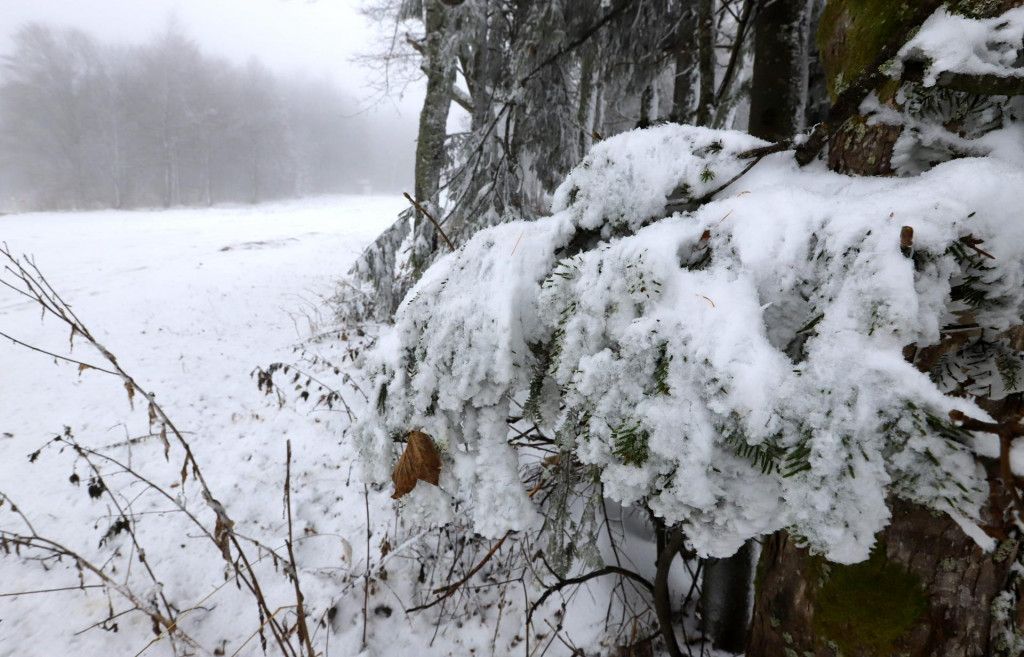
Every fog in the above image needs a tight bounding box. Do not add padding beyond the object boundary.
[0,0,421,211]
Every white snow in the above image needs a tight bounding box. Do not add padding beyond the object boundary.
[0,196,479,656]
[357,124,1024,564]
[896,7,1024,85]
[0,195,640,657]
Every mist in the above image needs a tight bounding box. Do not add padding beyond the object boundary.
[0,17,418,212]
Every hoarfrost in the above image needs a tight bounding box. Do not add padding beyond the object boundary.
[355,124,1024,562]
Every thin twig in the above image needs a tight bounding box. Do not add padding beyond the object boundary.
[714,0,755,106]
[526,565,655,629]
[403,192,455,251]
[0,584,104,597]
[408,479,548,613]
[362,484,371,648]
[691,148,776,207]
[408,532,512,613]
[950,410,1024,522]
[0,329,117,375]
[229,605,297,657]
[0,249,302,656]
[65,438,180,641]
[0,525,201,652]
[285,440,316,657]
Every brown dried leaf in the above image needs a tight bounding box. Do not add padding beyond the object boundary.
[214,516,233,561]
[159,424,169,461]
[391,430,442,500]
[900,225,914,257]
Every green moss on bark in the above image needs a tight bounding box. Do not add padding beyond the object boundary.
[818,0,918,99]
[809,544,928,655]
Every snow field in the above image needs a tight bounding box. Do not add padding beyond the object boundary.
[1,193,688,657]
[0,196,419,656]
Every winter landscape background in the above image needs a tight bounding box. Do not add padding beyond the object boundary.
[5,1,1024,656]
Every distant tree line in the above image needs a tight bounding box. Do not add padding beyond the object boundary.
[0,21,414,212]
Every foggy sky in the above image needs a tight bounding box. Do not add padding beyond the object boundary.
[0,0,423,120]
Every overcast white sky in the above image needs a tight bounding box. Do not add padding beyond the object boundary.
[0,0,424,117]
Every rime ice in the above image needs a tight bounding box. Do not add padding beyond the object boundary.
[357,124,1024,563]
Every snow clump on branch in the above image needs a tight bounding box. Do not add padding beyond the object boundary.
[895,6,1024,85]
[354,124,1024,564]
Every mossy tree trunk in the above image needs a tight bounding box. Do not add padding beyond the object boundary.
[749,495,1022,657]
[748,2,1024,655]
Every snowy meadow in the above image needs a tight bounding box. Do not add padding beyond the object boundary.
[0,196,441,656]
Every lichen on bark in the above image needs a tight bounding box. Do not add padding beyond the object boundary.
[947,0,1021,19]
[817,0,918,99]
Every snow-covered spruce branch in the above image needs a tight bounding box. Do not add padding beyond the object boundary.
[356,123,1024,563]
[0,246,318,657]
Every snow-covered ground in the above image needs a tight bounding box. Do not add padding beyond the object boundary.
[0,196,425,656]
[0,195,695,657]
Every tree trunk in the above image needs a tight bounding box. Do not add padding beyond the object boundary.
[638,84,657,129]
[750,494,1021,657]
[695,0,715,127]
[577,42,600,156]
[204,147,213,207]
[411,0,457,274]
[413,0,456,206]
[804,0,830,129]
[749,3,1024,655]
[701,540,757,653]
[748,0,811,141]
[670,4,699,125]
[698,3,813,649]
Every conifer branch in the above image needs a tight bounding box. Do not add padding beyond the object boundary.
[518,0,635,87]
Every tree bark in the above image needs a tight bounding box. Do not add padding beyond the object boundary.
[749,4,1024,655]
[669,4,699,125]
[804,0,830,128]
[638,84,656,129]
[577,42,600,155]
[414,1,455,207]
[695,0,715,127]
[655,527,689,657]
[748,0,811,141]
[749,494,1022,657]
[412,0,457,274]
[702,540,757,653]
